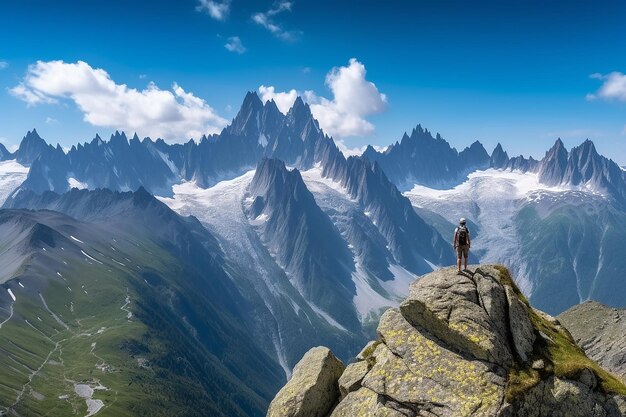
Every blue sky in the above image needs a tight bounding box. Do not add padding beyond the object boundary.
[2,0,626,163]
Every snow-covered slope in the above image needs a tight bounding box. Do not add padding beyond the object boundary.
[300,166,420,321]
[161,167,429,321]
[0,160,28,205]
[404,169,569,293]
[403,168,624,315]
[157,170,363,372]
[157,162,441,369]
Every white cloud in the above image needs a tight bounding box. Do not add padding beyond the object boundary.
[45,117,60,125]
[252,1,300,41]
[0,61,8,70]
[257,58,387,137]
[0,137,18,152]
[587,72,626,101]
[196,0,231,20]
[224,36,246,54]
[258,85,298,114]
[10,60,227,142]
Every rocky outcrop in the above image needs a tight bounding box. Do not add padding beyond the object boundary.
[266,347,345,417]
[559,301,626,381]
[268,266,626,417]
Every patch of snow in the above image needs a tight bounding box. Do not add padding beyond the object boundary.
[68,177,88,190]
[39,293,69,329]
[335,141,389,157]
[81,250,103,265]
[150,146,179,176]
[0,160,29,205]
[300,165,355,201]
[18,282,24,288]
[309,304,348,332]
[7,288,16,301]
[248,212,269,226]
[70,235,85,244]
[258,133,268,147]
[110,258,125,266]
[424,259,438,271]
[74,383,107,417]
[352,264,392,319]
[404,169,570,295]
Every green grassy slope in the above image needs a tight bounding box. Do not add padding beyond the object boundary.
[0,209,283,417]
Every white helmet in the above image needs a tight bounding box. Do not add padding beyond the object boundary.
[459,218,466,225]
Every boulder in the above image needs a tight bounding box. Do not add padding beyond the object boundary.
[266,346,344,417]
[268,266,626,417]
[505,285,536,363]
[369,308,505,416]
[399,267,514,366]
[338,360,369,398]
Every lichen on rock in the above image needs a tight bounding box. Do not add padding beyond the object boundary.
[266,346,344,417]
[267,265,626,417]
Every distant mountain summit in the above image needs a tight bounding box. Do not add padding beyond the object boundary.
[537,139,626,201]
[13,92,338,196]
[15,129,51,165]
[490,142,539,172]
[362,125,490,189]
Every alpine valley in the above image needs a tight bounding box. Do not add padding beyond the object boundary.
[1,92,626,416]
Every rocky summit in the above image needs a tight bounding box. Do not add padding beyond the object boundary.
[267,265,626,417]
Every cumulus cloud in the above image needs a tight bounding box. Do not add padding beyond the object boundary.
[196,0,231,20]
[587,72,626,101]
[45,117,60,125]
[10,60,227,142]
[224,36,246,54]
[258,85,298,113]
[0,61,8,70]
[252,1,301,41]
[257,58,387,137]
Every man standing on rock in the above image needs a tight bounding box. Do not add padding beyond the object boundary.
[453,218,471,273]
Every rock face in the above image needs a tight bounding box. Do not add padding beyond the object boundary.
[266,347,345,417]
[268,266,626,417]
[559,301,626,381]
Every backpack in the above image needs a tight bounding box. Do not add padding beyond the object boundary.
[457,226,468,246]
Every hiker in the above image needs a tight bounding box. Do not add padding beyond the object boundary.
[453,218,471,273]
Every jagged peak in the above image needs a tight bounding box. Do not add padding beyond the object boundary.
[551,137,566,151]
[110,130,129,145]
[286,96,313,119]
[411,124,426,137]
[469,139,484,148]
[91,134,104,146]
[21,128,46,145]
[264,97,281,114]
[242,90,262,107]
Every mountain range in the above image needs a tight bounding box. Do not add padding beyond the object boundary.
[2,91,626,416]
